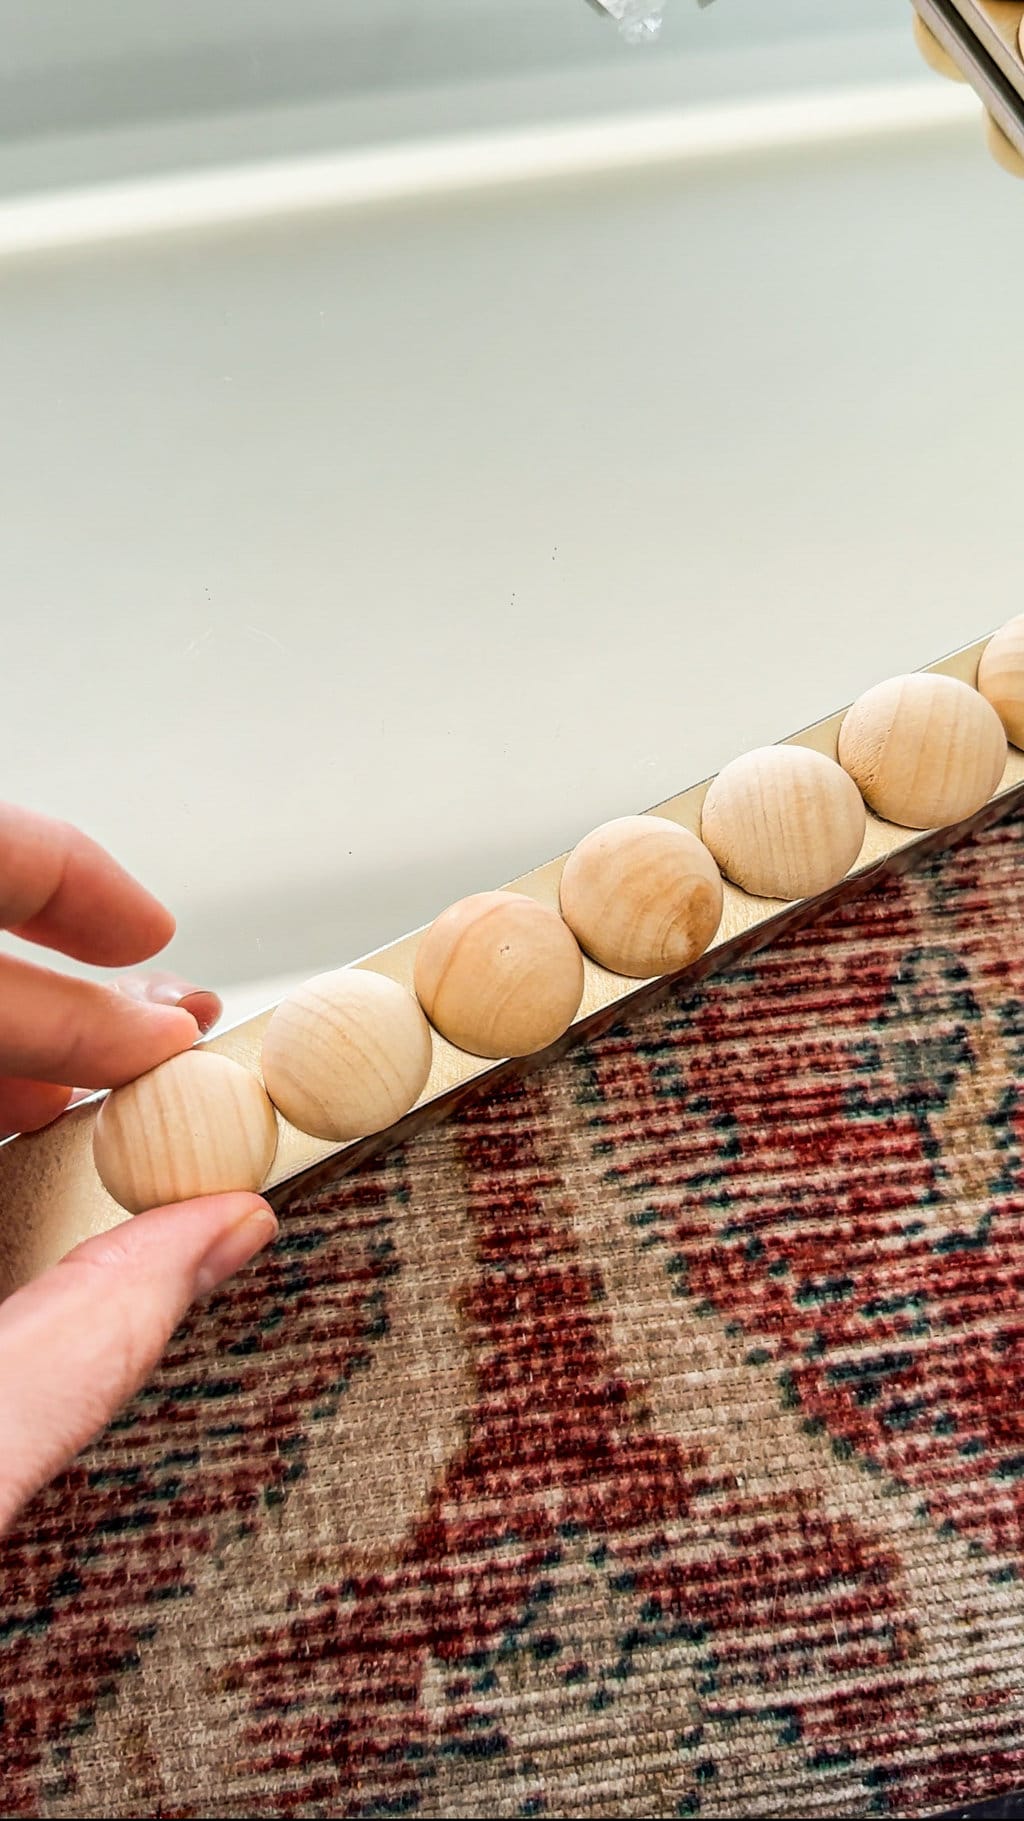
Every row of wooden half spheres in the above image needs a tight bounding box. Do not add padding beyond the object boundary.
[92,616,1024,1213]
[910,11,1024,180]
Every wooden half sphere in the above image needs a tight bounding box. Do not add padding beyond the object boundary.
[700,745,866,901]
[838,673,1007,830]
[911,13,965,82]
[93,1049,278,1216]
[414,889,585,1059]
[559,814,723,979]
[261,967,434,1142]
[978,615,1024,749]
[985,114,1024,180]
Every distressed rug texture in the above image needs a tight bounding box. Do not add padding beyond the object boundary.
[4,806,1024,1818]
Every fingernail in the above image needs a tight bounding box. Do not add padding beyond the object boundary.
[122,975,223,1035]
[174,988,222,1036]
[195,1201,278,1296]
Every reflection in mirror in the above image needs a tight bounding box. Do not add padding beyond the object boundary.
[0,0,1020,1028]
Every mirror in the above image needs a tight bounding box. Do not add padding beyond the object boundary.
[1,0,1020,1028]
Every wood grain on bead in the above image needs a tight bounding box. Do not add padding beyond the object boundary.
[837,673,1007,830]
[414,889,584,1059]
[7,633,1024,1295]
[978,614,1024,748]
[93,1049,278,1216]
[699,746,866,902]
[261,967,433,1143]
[559,815,723,979]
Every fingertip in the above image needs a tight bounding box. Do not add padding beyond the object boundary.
[193,1197,279,1296]
[149,897,176,948]
[88,887,176,968]
[71,1192,277,1284]
[97,1001,199,1091]
[119,977,222,1036]
[118,895,177,966]
[148,1002,201,1047]
[177,988,221,1036]
[164,1190,274,1222]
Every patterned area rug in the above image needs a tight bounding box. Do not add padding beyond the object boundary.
[5,806,1024,1818]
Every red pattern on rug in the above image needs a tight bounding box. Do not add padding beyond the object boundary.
[3,810,1024,1816]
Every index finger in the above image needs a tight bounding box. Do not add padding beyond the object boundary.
[0,802,175,966]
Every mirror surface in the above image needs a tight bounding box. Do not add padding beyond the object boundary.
[1,1,1018,1025]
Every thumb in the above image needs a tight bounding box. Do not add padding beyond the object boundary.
[0,1192,277,1535]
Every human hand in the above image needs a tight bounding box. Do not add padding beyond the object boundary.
[0,802,278,1533]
